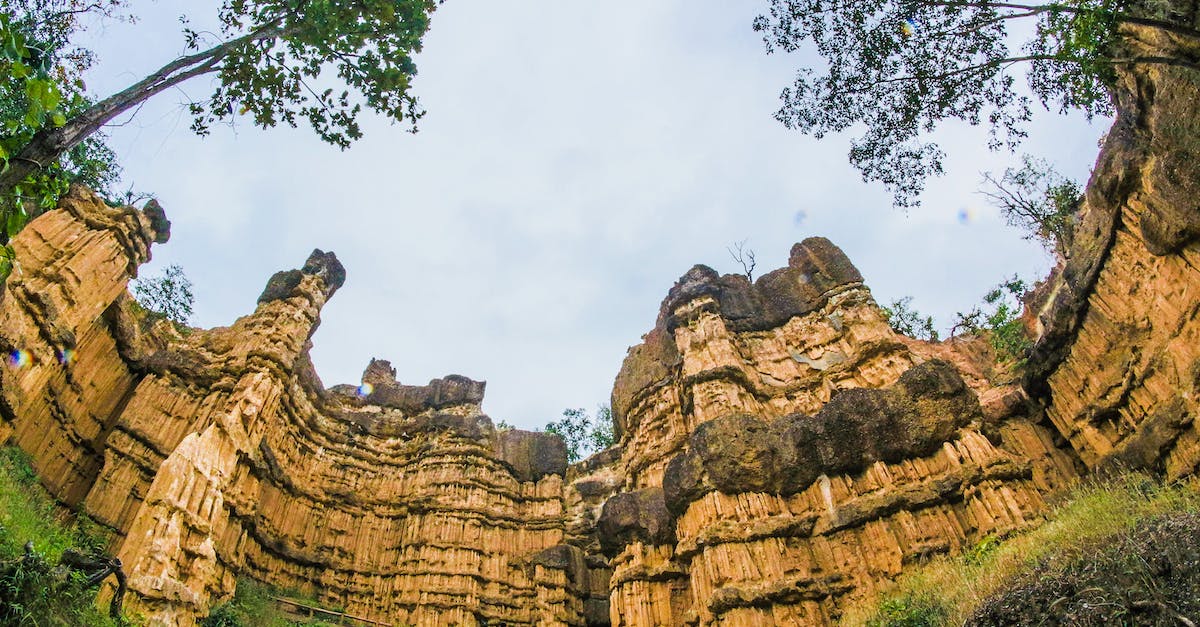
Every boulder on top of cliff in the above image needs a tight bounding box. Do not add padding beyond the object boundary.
[663,360,982,515]
[366,374,487,413]
[141,198,171,244]
[258,249,345,304]
[494,429,568,482]
[661,236,863,333]
[596,488,675,558]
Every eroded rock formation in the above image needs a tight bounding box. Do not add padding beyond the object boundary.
[0,192,1081,626]
[1,28,1199,623]
[0,188,574,626]
[1024,24,1200,482]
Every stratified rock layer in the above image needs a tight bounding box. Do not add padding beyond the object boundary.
[591,239,1078,626]
[0,188,575,626]
[5,39,1200,621]
[0,191,1082,626]
[1026,24,1200,482]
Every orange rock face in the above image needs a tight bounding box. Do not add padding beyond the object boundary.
[1025,25,1200,482]
[0,188,1081,626]
[3,44,1198,622]
[592,241,1078,626]
[0,188,574,626]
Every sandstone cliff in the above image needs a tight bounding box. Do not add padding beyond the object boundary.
[1,21,1198,626]
[0,194,1078,626]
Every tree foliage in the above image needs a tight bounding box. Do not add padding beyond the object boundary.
[132,263,194,325]
[0,0,439,209]
[882,296,939,340]
[754,0,1200,206]
[545,405,615,463]
[951,275,1031,363]
[0,3,124,282]
[981,155,1082,258]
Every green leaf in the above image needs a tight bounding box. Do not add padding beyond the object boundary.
[7,208,28,235]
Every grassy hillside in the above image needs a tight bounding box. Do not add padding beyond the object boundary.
[0,447,129,626]
[846,472,1200,626]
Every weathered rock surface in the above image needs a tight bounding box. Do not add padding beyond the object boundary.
[1026,24,1200,482]
[3,38,1200,622]
[0,192,574,626]
[0,194,1082,626]
[595,238,1078,626]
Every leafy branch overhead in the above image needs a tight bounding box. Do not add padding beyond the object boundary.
[1,3,124,264]
[981,155,1082,259]
[132,264,194,326]
[0,0,440,199]
[755,0,1200,206]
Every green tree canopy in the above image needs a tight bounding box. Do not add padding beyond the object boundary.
[546,405,615,463]
[1,0,439,201]
[1,2,124,252]
[754,0,1200,206]
[132,264,194,325]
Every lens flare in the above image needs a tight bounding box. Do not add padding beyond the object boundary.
[357,382,374,398]
[900,19,917,38]
[957,207,973,224]
[7,350,31,368]
[56,348,76,366]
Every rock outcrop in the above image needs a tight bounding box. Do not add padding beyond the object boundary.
[1025,24,1200,482]
[587,239,1078,626]
[0,191,1082,626]
[0,187,575,626]
[2,28,1199,623]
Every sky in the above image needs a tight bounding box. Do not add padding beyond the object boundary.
[75,1,1108,430]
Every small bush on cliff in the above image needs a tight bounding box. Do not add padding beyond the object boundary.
[950,275,1032,365]
[132,264,194,325]
[881,296,938,341]
[981,155,1082,260]
[545,405,615,463]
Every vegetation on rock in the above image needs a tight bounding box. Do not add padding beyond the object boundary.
[981,155,1083,259]
[881,296,938,341]
[0,2,124,279]
[201,579,348,627]
[849,472,1200,626]
[0,447,134,626]
[545,405,615,463]
[131,263,194,325]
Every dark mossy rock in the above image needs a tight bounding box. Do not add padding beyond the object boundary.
[596,488,675,558]
[494,430,568,483]
[258,269,304,304]
[663,360,982,515]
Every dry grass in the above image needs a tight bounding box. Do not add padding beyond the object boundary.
[841,472,1200,626]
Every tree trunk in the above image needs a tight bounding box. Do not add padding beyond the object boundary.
[0,23,281,200]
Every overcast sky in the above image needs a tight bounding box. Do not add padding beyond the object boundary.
[77,1,1107,430]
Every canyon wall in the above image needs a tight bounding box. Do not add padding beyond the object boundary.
[1024,24,1200,482]
[0,27,1198,625]
[0,189,1079,626]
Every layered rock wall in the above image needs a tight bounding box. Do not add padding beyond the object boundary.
[590,241,1078,626]
[0,188,577,626]
[4,38,1200,623]
[1026,24,1200,481]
